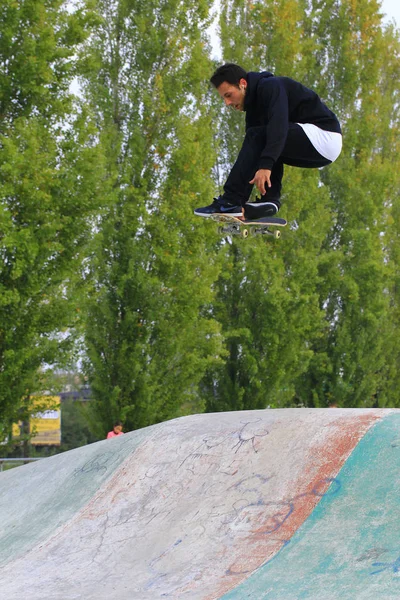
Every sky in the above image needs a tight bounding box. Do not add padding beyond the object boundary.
[381,0,400,26]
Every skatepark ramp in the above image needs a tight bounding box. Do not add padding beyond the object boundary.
[1,408,400,599]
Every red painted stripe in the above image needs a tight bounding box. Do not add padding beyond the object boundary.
[213,412,381,598]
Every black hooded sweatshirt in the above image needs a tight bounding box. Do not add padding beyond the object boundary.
[244,71,342,171]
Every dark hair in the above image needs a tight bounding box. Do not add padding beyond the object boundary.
[113,421,123,427]
[210,63,248,89]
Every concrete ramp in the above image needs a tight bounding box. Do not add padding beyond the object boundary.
[1,409,400,599]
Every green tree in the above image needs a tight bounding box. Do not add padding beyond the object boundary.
[202,0,333,411]
[60,399,99,451]
[296,2,400,406]
[80,0,225,436]
[202,0,400,410]
[0,1,104,438]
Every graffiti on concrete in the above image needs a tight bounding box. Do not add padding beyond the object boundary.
[371,555,400,575]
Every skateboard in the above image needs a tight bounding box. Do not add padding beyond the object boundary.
[210,214,287,239]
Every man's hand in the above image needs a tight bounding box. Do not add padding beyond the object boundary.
[249,169,272,196]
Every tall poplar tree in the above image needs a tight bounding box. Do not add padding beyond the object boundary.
[202,0,332,411]
[296,1,400,406]
[202,0,400,410]
[0,0,103,438]
[80,0,225,435]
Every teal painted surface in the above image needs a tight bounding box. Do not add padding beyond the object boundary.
[0,425,153,566]
[221,414,400,600]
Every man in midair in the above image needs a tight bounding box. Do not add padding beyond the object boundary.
[195,63,342,219]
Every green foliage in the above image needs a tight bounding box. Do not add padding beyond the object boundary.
[80,0,226,435]
[1,0,400,445]
[0,1,104,437]
[0,0,96,123]
[213,0,400,409]
[299,1,400,407]
[60,399,99,451]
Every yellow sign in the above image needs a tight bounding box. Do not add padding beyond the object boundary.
[12,396,61,446]
[30,396,61,446]
[12,422,21,438]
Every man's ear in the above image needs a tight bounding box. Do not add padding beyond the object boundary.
[239,78,247,90]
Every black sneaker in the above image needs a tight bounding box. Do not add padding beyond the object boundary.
[194,196,242,218]
[244,201,279,220]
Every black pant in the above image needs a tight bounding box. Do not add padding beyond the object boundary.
[223,123,332,206]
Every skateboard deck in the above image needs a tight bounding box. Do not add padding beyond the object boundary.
[210,214,287,239]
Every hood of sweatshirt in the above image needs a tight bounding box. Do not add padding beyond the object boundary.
[244,71,274,111]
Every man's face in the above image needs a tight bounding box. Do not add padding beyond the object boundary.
[217,78,247,111]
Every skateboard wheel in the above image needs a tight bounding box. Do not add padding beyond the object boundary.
[242,228,249,238]
[274,230,281,239]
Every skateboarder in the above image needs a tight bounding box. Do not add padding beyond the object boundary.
[194,63,342,220]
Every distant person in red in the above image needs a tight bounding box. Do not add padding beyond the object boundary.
[106,421,124,439]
